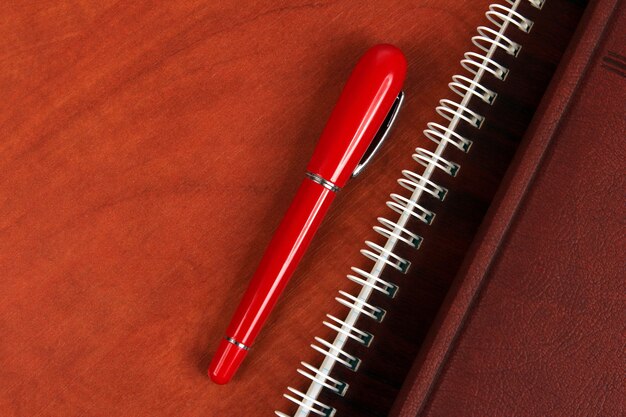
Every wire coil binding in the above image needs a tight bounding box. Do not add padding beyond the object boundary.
[277,2,540,416]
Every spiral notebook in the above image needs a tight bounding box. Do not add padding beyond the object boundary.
[393,0,625,413]
[274,1,588,416]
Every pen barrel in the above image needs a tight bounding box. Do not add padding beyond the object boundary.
[209,178,335,383]
[228,179,335,342]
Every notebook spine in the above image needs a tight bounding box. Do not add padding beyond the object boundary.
[276,1,543,416]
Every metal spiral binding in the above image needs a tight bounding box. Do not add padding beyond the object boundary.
[276,1,541,416]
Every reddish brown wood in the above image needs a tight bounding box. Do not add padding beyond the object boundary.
[0,1,582,416]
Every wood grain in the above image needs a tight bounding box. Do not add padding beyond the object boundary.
[0,1,584,417]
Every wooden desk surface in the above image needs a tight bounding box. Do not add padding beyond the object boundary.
[1,1,502,416]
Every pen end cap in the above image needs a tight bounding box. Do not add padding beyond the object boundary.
[208,339,249,384]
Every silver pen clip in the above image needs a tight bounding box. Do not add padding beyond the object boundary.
[351,91,405,178]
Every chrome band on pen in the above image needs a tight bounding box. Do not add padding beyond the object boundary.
[305,172,340,192]
[225,337,250,351]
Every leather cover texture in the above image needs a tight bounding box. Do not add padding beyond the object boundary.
[391,0,626,416]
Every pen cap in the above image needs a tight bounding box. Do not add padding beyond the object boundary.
[306,44,407,188]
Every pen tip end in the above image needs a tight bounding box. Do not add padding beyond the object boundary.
[208,339,249,384]
[208,368,230,385]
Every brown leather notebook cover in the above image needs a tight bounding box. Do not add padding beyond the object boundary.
[391,0,625,416]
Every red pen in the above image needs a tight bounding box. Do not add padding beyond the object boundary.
[209,44,407,384]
